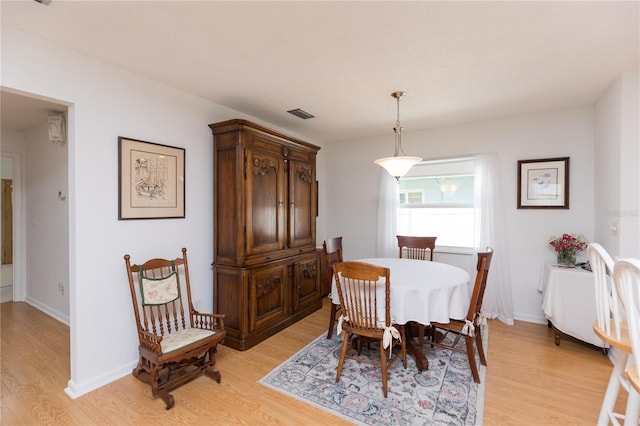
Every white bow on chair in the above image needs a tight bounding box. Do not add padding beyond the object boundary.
[337,315,401,359]
[382,324,401,358]
[336,314,348,336]
[475,312,487,327]
[461,319,476,337]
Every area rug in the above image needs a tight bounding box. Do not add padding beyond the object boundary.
[259,327,487,425]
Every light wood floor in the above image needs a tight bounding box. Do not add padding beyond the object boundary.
[0,298,629,425]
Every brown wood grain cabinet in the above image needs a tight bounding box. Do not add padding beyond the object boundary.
[209,119,322,350]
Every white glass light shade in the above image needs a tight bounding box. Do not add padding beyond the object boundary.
[375,155,423,179]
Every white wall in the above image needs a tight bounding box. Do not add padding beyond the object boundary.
[594,77,622,254]
[320,107,595,324]
[24,121,70,323]
[619,70,639,258]
[594,69,640,259]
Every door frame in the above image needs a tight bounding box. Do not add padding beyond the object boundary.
[0,152,24,301]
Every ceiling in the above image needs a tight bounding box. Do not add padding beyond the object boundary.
[1,90,67,132]
[1,1,638,143]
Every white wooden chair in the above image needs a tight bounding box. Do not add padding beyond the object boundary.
[589,243,631,426]
[613,259,640,426]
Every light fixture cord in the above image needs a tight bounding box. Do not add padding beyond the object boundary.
[394,95,404,157]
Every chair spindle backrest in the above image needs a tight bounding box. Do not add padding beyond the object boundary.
[125,248,194,338]
[397,235,437,261]
[323,236,344,286]
[614,259,640,369]
[588,243,619,339]
[333,261,391,331]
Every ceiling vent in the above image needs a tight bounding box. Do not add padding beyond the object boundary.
[287,108,315,120]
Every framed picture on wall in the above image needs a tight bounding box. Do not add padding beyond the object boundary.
[118,137,185,219]
[517,157,569,209]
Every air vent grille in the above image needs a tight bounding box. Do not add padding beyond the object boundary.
[287,108,315,120]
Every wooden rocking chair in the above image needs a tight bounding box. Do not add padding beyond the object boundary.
[124,248,225,409]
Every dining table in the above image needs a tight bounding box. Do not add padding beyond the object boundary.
[331,257,471,370]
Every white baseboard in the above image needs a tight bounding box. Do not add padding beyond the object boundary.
[25,296,70,326]
[65,360,137,399]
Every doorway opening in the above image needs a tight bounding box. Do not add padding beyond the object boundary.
[1,90,69,313]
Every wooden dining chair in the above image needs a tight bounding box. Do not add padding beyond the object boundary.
[397,235,437,348]
[323,236,343,339]
[124,248,226,409]
[333,261,406,398]
[614,258,640,425]
[589,243,632,426]
[429,247,493,384]
[397,235,437,261]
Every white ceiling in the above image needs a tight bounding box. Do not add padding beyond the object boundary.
[1,1,638,143]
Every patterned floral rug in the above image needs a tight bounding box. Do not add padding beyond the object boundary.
[259,327,487,425]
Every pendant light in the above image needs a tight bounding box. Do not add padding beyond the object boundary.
[374,91,422,182]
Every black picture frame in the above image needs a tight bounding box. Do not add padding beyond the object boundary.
[118,136,185,219]
[517,157,569,209]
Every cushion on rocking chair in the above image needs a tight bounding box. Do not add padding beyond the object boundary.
[160,327,219,354]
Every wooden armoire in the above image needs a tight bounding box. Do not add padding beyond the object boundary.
[209,119,322,350]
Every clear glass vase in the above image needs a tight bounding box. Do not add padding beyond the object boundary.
[557,250,576,266]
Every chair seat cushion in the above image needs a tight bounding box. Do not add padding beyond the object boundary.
[161,327,218,354]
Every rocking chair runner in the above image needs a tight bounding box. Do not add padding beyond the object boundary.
[124,248,226,409]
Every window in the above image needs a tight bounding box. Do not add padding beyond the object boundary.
[399,190,424,204]
[398,158,475,248]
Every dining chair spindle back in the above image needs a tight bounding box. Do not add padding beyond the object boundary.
[397,235,437,261]
[333,261,407,398]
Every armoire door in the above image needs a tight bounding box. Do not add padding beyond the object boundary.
[292,255,320,311]
[248,262,289,332]
[244,145,286,256]
[288,158,316,249]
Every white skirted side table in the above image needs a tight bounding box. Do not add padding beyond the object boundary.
[538,262,607,350]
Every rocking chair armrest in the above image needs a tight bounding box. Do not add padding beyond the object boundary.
[191,312,225,331]
[138,329,163,354]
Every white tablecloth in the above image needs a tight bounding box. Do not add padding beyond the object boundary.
[330,258,471,325]
[538,263,605,348]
